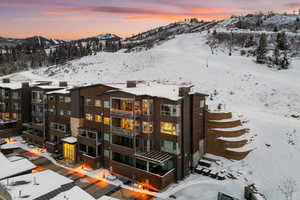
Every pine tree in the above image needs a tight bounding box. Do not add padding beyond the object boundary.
[273,47,280,65]
[256,33,268,63]
[277,32,287,51]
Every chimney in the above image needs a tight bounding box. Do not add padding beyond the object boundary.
[127,81,137,88]
[59,81,68,87]
[22,82,30,88]
[179,87,191,97]
[2,78,10,83]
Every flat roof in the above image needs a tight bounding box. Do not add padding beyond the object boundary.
[0,170,73,200]
[106,82,194,101]
[0,152,36,180]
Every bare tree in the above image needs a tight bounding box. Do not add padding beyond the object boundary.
[278,177,297,200]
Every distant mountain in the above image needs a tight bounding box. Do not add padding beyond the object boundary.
[0,36,65,46]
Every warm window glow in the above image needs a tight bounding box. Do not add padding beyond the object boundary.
[85,113,93,121]
[142,99,153,115]
[161,122,177,135]
[121,118,133,130]
[95,100,101,107]
[95,114,102,122]
[2,113,10,120]
[64,143,75,161]
[142,121,153,134]
[12,113,17,120]
[104,117,110,125]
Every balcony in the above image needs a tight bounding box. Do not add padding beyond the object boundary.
[111,126,134,137]
[32,123,44,131]
[110,108,134,118]
[32,111,44,118]
[78,134,98,147]
[48,128,68,138]
[110,160,175,190]
[32,98,43,104]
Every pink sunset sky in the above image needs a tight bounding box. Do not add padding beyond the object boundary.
[0,0,299,40]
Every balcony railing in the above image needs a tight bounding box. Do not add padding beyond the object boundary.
[111,126,134,137]
[32,111,44,117]
[110,108,134,118]
[32,98,43,104]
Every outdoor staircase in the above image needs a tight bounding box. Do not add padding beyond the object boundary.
[206,110,255,160]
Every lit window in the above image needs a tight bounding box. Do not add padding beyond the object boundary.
[121,119,133,130]
[3,113,10,120]
[95,114,102,122]
[59,109,64,116]
[104,133,110,142]
[59,96,65,103]
[200,100,205,108]
[161,140,179,154]
[95,100,101,107]
[66,110,71,116]
[12,113,17,120]
[65,97,71,103]
[142,99,153,115]
[161,122,178,135]
[85,98,92,105]
[104,101,110,108]
[142,121,153,134]
[104,117,110,125]
[85,113,93,121]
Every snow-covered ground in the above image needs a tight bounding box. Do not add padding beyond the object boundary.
[4,32,300,200]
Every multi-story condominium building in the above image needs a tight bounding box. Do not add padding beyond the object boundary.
[0,78,31,136]
[22,82,67,146]
[2,79,209,190]
[67,81,208,190]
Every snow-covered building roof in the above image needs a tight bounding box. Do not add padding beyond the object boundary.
[51,186,95,200]
[62,137,77,144]
[0,152,36,180]
[0,170,73,200]
[106,82,198,101]
[46,87,74,95]
[97,196,119,200]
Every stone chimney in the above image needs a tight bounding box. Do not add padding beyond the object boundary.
[2,78,10,83]
[127,81,137,88]
[59,81,68,87]
[22,82,30,88]
[179,87,191,97]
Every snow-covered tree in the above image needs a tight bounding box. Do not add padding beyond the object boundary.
[256,33,268,63]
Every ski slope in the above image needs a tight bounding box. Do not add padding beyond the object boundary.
[5,32,300,200]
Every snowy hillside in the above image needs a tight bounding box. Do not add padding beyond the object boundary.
[5,32,300,200]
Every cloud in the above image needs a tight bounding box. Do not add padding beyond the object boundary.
[284,2,300,8]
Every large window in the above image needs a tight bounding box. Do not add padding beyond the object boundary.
[95,100,101,107]
[161,140,179,154]
[142,99,153,115]
[121,119,133,130]
[12,92,20,100]
[161,122,179,136]
[104,101,110,108]
[161,104,180,117]
[104,117,110,125]
[85,113,93,121]
[142,121,153,134]
[85,98,92,105]
[95,114,102,122]
[65,97,71,103]
[50,122,66,132]
[12,103,20,111]
[59,96,65,103]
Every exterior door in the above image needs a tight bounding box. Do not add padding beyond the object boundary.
[63,143,75,161]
